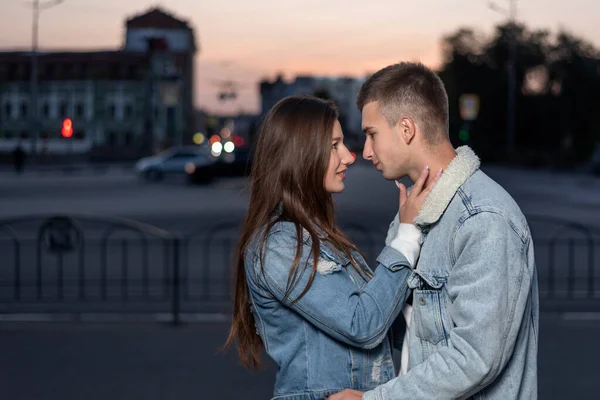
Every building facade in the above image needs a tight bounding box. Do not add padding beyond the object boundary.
[0,7,198,159]
[260,75,366,146]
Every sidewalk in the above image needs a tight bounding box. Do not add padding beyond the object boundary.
[0,313,598,399]
[0,162,134,177]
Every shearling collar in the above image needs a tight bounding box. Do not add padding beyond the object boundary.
[413,146,480,227]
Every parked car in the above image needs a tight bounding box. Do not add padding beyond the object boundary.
[187,148,252,184]
[134,145,215,182]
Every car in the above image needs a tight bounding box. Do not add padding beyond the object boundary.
[134,145,216,182]
[187,148,252,184]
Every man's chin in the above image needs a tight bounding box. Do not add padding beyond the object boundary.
[382,170,405,181]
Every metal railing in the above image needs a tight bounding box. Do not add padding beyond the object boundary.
[528,215,600,311]
[1,214,599,322]
[0,214,180,318]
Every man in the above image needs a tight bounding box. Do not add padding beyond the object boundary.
[330,62,538,399]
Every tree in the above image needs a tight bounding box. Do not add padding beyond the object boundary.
[438,22,600,167]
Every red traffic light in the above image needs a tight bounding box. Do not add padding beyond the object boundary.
[61,118,73,138]
[232,135,244,147]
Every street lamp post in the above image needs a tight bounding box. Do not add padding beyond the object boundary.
[489,0,517,159]
[24,0,64,159]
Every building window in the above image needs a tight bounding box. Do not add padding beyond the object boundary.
[21,131,29,139]
[76,103,85,118]
[108,132,117,146]
[124,104,133,119]
[4,103,11,119]
[4,131,13,139]
[20,102,28,118]
[62,64,72,80]
[109,104,116,119]
[72,65,81,79]
[110,64,121,79]
[124,132,133,146]
[75,130,85,139]
[127,65,138,79]
[60,102,68,118]
[80,64,88,79]
[8,64,18,80]
[42,102,50,117]
[44,64,55,79]
[16,64,26,80]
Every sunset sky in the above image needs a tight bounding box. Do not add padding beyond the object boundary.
[1,0,598,114]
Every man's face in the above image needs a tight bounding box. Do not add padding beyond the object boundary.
[361,101,410,180]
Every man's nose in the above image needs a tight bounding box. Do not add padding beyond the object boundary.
[363,141,372,160]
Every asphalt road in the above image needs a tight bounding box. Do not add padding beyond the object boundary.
[0,165,599,399]
[1,164,598,313]
[1,314,599,400]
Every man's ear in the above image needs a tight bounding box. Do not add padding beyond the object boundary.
[398,117,416,145]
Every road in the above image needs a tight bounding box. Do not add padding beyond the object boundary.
[1,163,599,229]
[1,314,600,400]
[0,164,599,399]
[1,164,598,311]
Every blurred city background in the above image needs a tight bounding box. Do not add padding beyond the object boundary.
[0,1,599,399]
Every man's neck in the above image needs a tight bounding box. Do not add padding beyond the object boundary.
[411,142,457,188]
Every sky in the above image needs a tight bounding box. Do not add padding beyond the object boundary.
[1,0,599,114]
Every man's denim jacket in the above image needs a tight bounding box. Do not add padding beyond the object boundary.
[365,146,539,400]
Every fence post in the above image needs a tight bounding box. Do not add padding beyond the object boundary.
[171,237,181,326]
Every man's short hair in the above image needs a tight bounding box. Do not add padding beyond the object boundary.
[357,62,449,144]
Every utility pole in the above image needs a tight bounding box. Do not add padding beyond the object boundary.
[489,0,518,159]
[24,0,64,159]
[507,0,517,159]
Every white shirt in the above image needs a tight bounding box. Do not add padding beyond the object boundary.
[389,223,422,376]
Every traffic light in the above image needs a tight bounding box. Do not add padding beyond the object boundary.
[61,118,73,138]
[458,122,470,142]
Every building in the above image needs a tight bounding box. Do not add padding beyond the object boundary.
[0,7,198,160]
[259,74,366,147]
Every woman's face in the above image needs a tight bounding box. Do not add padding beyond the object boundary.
[324,120,355,193]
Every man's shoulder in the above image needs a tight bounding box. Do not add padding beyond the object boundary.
[451,170,529,235]
[458,170,522,214]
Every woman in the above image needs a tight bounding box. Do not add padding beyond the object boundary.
[225,95,439,399]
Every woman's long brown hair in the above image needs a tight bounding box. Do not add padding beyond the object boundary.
[224,95,371,369]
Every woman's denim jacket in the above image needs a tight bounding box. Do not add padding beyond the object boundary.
[245,220,414,400]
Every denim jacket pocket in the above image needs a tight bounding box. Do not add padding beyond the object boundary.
[411,270,448,345]
[413,289,447,345]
